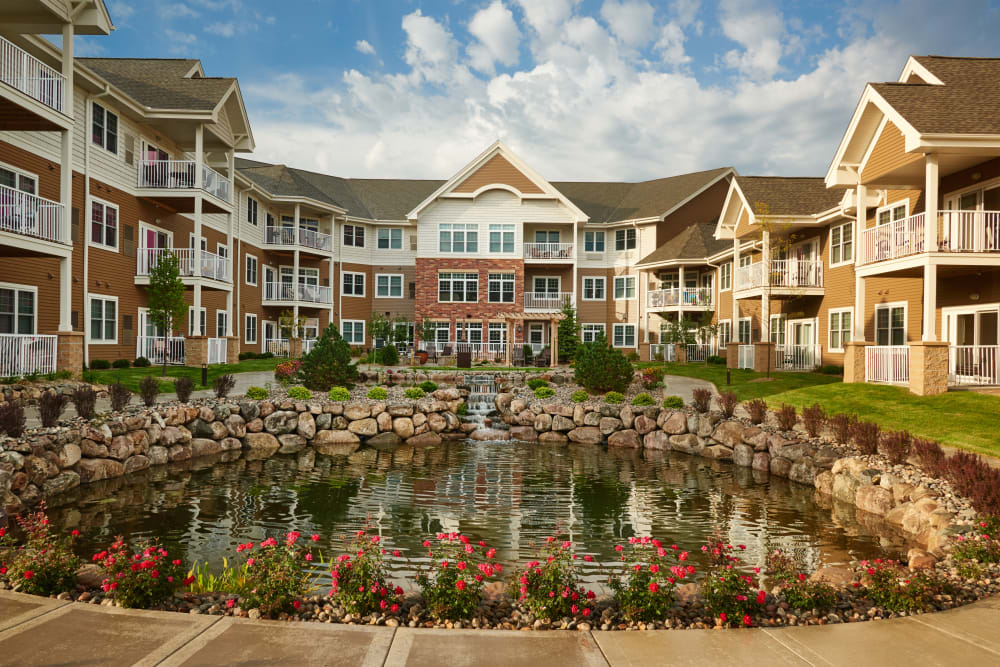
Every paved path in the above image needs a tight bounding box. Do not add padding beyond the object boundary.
[662,375,718,404]
[3,590,997,666]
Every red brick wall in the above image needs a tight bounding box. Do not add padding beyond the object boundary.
[415,257,525,340]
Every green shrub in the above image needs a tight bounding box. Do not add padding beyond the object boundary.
[298,325,359,391]
[526,378,548,390]
[331,528,402,616]
[509,537,595,621]
[238,533,316,617]
[626,351,640,362]
[328,387,350,401]
[367,386,388,400]
[416,534,498,620]
[379,344,399,366]
[604,391,624,404]
[631,392,654,406]
[112,359,130,369]
[609,537,687,622]
[245,386,268,400]
[89,359,111,370]
[861,559,951,612]
[766,550,836,613]
[534,386,555,399]
[700,534,758,627]
[662,395,684,409]
[952,529,1000,578]
[133,357,151,368]
[404,387,425,399]
[456,403,467,416]
[95,537,186,608]
[287,386,312,400]
[418,380,438,393]
[0,505,80,596]
[571,390,589,403]
[707,355,726,365]
[573,333,633,393]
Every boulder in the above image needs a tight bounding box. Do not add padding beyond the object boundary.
[344,403,371,420]
[697,412,721,436]
[406,432,442,447]
[552,415,575,432]
[751,451,770,473]
[79,439,108,458]
[55,443,82,469]
[244,432,280,457]
[264,411,298,435]
[188,418,215,439]
[238,400,260,421]
[128,429,150,455]
[108,435,134,461]
[42,471,80,496]
[659,410,688,435]
[789,458,818,485]
[295,412,316,439]
[619,406,635,429]
[278,434,307,454]
[833,474,863,505]
[702,445,733,461]
[74,458,124,483]
[147,446,169,466]
[669,434,700,454]
[583,411,603,427]
[643,431,670,451]
[607,429,641,448]
[538,431,568,445]
[907,548,937,570]
[313,430,361,456]
[220,437,242,451]
[568,427,602,445]
[510,426,538,442]
[348,418,379,436]
[168,444,192,462]
[246,418,264,433]
[814,470,834,496]
[572,404,586,426]
[392,417,415,439]
[469,429,511,441]
[633,415,657,435]
[123,455,150,475]
[376,411,392,432]
[733,443,754,468]
[711,421,744,447]
[770,456,792,478]
[810,567,855,588]
[191,438,222,458]
[367,432,403,448]
[533,413,552,432]
[388,403,414,417]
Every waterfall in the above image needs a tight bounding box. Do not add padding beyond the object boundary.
[464,374,498,425]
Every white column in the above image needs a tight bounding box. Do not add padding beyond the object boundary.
[61,23,74,116]
[225,290,233,336]
[59,256,72,331]
[193,285,202,335]
[925,154,939,251]
[760,229,770,342]
[854,275,866,340]
[678,265,685,303]
[732,239,739,324]
[225,151,235,337]
[193,125,203,279]
[58,25,74,333]
[857,183,867,265]
[923,263,937,341]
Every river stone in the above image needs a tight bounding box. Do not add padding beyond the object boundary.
[599,405,621,419]
[634,415,657,435]
[238,400,260,421]
[814,470,834,496]
[376,411,392,432]
[108,435,134,461]
[740,426,764,444]
[538,431,568,445]
[789,458,818,485]
[568,426,602,445]
[296,412,316,439]
[583,411,602,427]
[426,413,447,433]
[245,418,263,433]
[412,413,427,429]
[533,413,552,432]
[224,415,247,438]
[734,443,754,467]
[187,418,214,439]
[659,411,688,435]
[811,567,854,587]
[315,413,332,430]
[388,403,413,417]
[198,406,215,422]
[697,412,721,436]
[752,451,770,472]
[703,445,733,461]
[510,426,538,442]
[58,443,81,468]
[770,456,792,478]
[669,434,699,454]
[313,429,361,455]
[368,432,404,448]
[264,411,298,435]
[711,421,744,448]
[220,437,242,451]
[392,417,415,439]
[75,458,124,483]
[619,406,635,429]
[607,429,641,448]
[123,455,150,475]
[551,415,575,432]
[168,444,192,462]
[148,446,168,466]
[832,473,862,505]
[856,485,893,516]
[573,404,586,425]
[79,439,108,458]
[128,429,150,455]
[643,431,670,451]
[343,418,374,437]
[278,434,307,454]
[244,432,281,455]
[208,420,228,440]
[43,471,80,495]
[344,403,370,420]
[406,432,442,447]
[191,438,222,458]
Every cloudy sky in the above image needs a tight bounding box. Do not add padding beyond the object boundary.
[83,0,1000,182]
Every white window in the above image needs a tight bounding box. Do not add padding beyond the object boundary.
[216,311,228,338]
[0,283,36,334]
[245,313,258,344]
[613,276,636,299]
[738,318,752,344]
[247,197,258,226]
[377,228,402,249]
[584,231,605,253]
[612,323,636,348]
[89,198,118,250]
[457,322,483,345]
[582,277,605,300]
[829,308,853,352]
[187,306,206,336]
[877,200,909,226]
[343,271,365,296]
[0,162,38,194]
[614,228,636,251]
[581,323,605,343]
[89,295,117,344]
[488,322,506,345]
[717,320,732,350]
[216,243,228,260]
[438,272,478,302]
[489,224,515,253]
[488,273,514,303]
[720,262,732,291]
[342,319,365,344]
[770,314,787,345]
[92,102,118,154]
[532,276,560,294]
[439,223,478,253]
[343,224,365,247]
[830,222,853,266]
[375,273,403,298]
[245,254,258,286]
[875,303,906,346]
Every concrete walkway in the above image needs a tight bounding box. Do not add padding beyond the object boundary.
[662,374,718,404]
[2,590,997,666]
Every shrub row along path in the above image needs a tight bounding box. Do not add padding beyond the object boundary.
[1,590,998,666]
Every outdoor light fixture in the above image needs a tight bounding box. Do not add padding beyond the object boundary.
[201,363,208,387]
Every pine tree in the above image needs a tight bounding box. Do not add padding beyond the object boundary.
[556,300,580,363]
[146,251,187,377]
[298,324,359,390]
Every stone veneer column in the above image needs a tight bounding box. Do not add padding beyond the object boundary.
[843,341,870,384]
[226,336,240,364]
[674,343,687,364]
[54,331,85,378]
[289,338,304,359]
[726,342,740,369]
[908,341,949,396]
[752,342,772,373]
[186,336,208,367]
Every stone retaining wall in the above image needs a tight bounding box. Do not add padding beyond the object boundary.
[494,393,960,554]
[0,389,467,516]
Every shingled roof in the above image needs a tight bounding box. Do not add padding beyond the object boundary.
[79,58,235,110]
[734,176,842,217]
[638,223,730,266]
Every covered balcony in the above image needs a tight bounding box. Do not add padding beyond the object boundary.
[524,292,573,311]
[263,282,333,305]
[136,159,232,207]
[523,242,575,262]
[0,35,65,113]
[136,248,231,283]
[735,259,824,295]
[647,287,713,311]
[0,183,66,247]
[859,210,1000,266]
[263,225,333,253]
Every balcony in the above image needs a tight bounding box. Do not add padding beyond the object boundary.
[263,225,333,252]
[773,344,821,371]
[524,242,575,261]
[524,292,573,311]
[136,159,232,204]
[859,211,1000,267]
[647,288,713,310]
[949,345,998,386]
[0,333,57,378]
[136,248,231,283]
[0,35,65,114]
[263,282,333,305]
[0,184,66,245]
[735,259,823,294]
[136,336,186,366]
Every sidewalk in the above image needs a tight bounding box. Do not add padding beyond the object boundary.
[1,590,996,666]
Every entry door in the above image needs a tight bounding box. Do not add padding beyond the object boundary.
[791,320,814,346]
[140,225,170,273]
[264,320,278,342]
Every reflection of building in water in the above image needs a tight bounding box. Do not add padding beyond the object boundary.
[625,483,656,537]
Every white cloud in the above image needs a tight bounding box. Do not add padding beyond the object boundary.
[205,22,235,37]
[165,29,198,55]
[401,10,464,84]
[73,37,105,57]
[717,0,786,79]
[514,0,578,40]
[355,40,376,56]
[109,1,134,25]
[655,22,690,66]
[159,3,200,20]
[671,0,701,27]
[600,1,657,48]
[467,1,521,74]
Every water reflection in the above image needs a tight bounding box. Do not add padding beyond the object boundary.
[48,441,905,586]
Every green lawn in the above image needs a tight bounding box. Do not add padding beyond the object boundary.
[764,383,1000,457]
[637,361,842,401]
[85,357,283,393]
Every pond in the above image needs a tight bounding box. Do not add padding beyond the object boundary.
[47,440,904,587]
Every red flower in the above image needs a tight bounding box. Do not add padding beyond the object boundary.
[455,580,467,591]
[582,608,591,617]
[293,600,301,610]
[648,582,659,593]
[227,599,236,608]
[719,612,727,624]
[311,534,320,542]
[392,550,401,557]
[756,590,766,604]
[583,555,594,562]
[797,573,806,581]
[615,545,623,552]
[391,603,399,613]
[71,529,80,537]
[742,614,752,627]
[23,570,34,580]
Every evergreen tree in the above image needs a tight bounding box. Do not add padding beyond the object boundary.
[556,301,580,363]
[145,251,187,377]
[298,324,359,390]
[573,332,634,393]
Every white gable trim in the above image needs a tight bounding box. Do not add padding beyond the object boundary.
[898,57,944,85]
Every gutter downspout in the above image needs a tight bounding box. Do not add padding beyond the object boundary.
[82,84,112,367]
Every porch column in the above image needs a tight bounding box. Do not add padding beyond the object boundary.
[925,154,939,251]
[678,265,685,308]
[193,285,202,335]
[853,275,866,341]
[923,263,937,341]
[732,238,739,320]
[328,230,335,326]
[225,290,233,336]
[226,150,235,337]
[856,183,867,264]
[550,318,558,367]
[193,124,203,279]
[58,25,74,333]
[293,204,301,327]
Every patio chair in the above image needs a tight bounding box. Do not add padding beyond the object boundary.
[512,347,524,367]
[534,348,551,367]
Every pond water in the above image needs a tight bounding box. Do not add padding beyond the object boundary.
[47,440,904,587]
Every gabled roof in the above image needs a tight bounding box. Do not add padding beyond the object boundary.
[734,176,842,216]
[637,223,729,266]
[79,58,236,111]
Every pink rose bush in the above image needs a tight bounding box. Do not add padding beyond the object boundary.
[93,537,186,608]
[698,535,761,627]
[0,503,80,596]
[237,531,317,616]
[510,536,596,621]
[607,536,693,622]
[764,549,835,613]
[330,528,403,616]
[854,558,950,612]
[415,533,500,620]
[951,523,1000,578]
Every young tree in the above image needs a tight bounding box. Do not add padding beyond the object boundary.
[145,251,187,377]
[278,309,306,339]
[298,324,359,390]
[369,312,393,347]
[556,300,580,363]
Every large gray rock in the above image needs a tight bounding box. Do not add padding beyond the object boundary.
[392,417,415,439]
[278,434,307,454]
[57,443,82,469]
[814,470,834,496]
[856,485,893,516]
[168,444,192,462]
[296,412,316,439]
[74,458,124,483]
[220,437,242,451]
[669,434,699,454]
[619,405,635,429]
[244,432,280,456]
[191,438,222,458]
[348,418,379,436]
[697,412,721,436]
[568,426,602,445]
[552,415,575,432]
[583,411,603,427]
[607,429,641,448]
[108,435,135,461]
[344,403,371,420]
[313,429,361,456]
[711,421,745,448]
[187,418,216,439]
[147,446,169,466]
[43,471,80,495]
[123,455,150,475]
[770,456,792,478]
[264,411,298,435]
[238,400,260,421]
[789,458,818,485]
[643,431,670,451]
[533,413,552,432]
[734,443,754,467]
[659,410,688,435]
[752,451,770,472]
[833,473,862,505]
[388,403,414,417]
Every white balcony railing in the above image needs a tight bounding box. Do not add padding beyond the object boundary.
[0,184,65,244]
[136,336,186,366]
[0,333,57,377]
[524,243,575,260]
[649,344,675,362]
[949,345,999,386]
[738,344,755,370]
[860,213,926,265]
[687,344,712,362]
[265,338,289,357]
[136,248,231,282]
[736,260,823,290]
[263,225,333,252]
[865,345,909,384]
[524,292,573,311]
[263,282,333,304]
[136,159,232,203]
[0,36,65,113]
[647,288,713,308]
[938,211,1000,253]
[207,337,228,365]
[774,344,821,371]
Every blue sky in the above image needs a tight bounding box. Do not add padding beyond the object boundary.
[77,1,1000,181]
